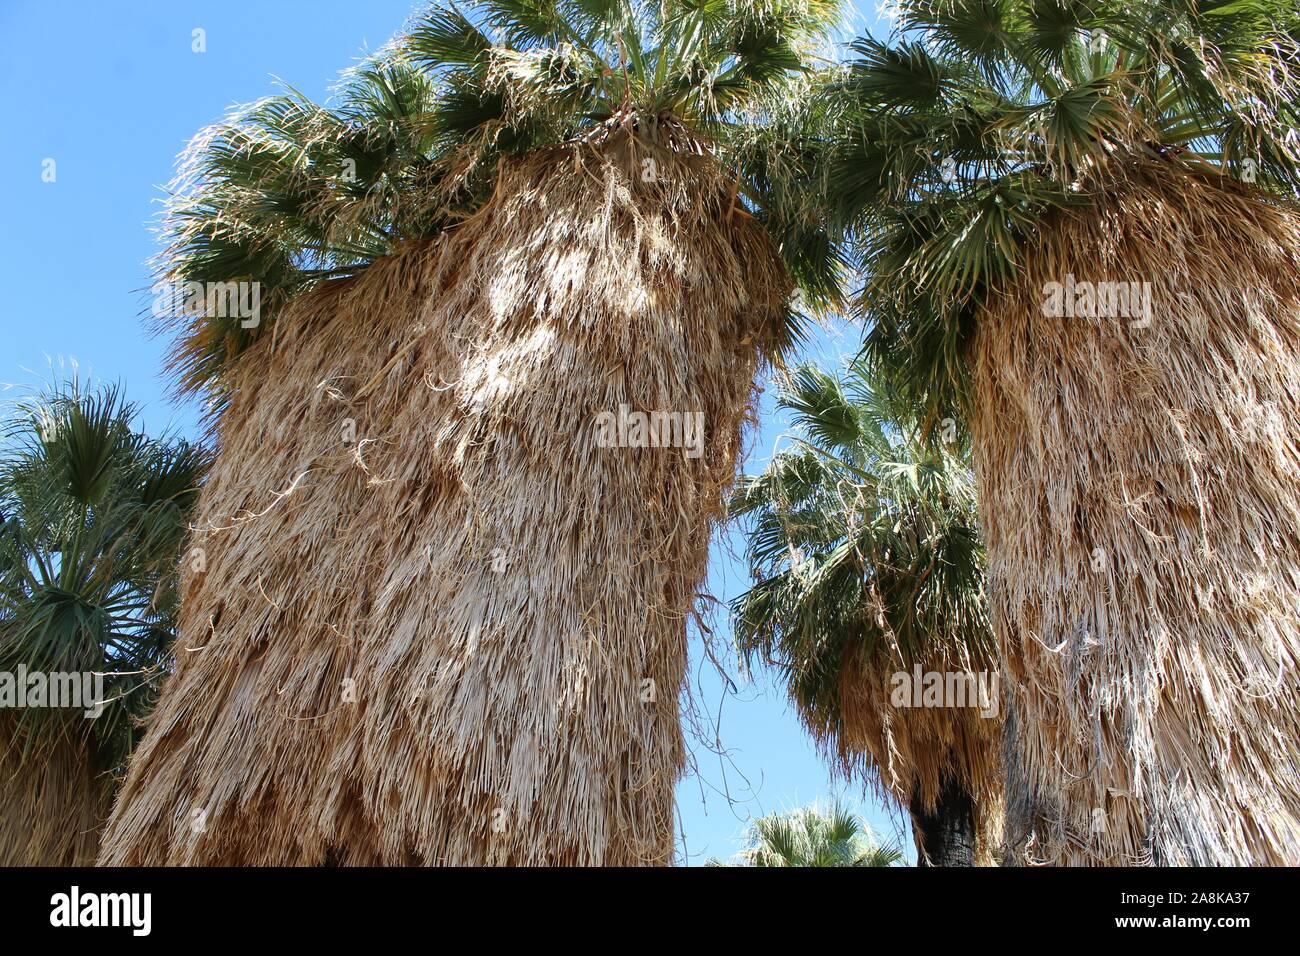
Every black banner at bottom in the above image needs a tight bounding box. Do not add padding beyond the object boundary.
[0,865,1286,941]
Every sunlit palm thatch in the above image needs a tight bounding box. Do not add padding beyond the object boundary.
[709,802,904,866]
[730,359,1002,865]
[822,0,1300,864]
[101,1,850,865]
[0,381,208,865]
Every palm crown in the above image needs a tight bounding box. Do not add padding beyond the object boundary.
[0,382,210,770]
[729,358,991,754]
[158,0,849,404]
[819,0,1300,420]
[711,802,904,866]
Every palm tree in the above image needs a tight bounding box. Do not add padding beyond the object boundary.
[708,802,904,866]
[822,0,1300,864]
[100,1,847,865]
[730,359,1002,865]
[0,381,208,865]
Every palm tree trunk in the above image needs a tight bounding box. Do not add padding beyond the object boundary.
[971,166,1300,865]
[910,774,976,866]
[99,141,788,865]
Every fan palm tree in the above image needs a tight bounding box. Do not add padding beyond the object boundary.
[0,381,208,865]
[709,802,905,866]
[100,1,848,865]
[730,359,1002,865]
[822,0,1300,864]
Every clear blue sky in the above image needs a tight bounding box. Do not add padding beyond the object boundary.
[0,0,905,863]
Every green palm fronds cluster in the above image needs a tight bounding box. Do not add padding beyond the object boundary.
[730,358,990,745]
[709,802,904,866]
[0,381,210,771]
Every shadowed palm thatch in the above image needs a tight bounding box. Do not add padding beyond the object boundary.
[973,163,1300,865]
[0,727,114,867]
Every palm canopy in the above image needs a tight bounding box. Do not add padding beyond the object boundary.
[729,357,991,752]
[710,802,904,866]
[0,381,210,770]
[818,0,1300,420]
[158,0,850,404]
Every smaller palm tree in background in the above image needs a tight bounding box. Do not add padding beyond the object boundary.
[709,802,904,867]
[730,358,1001,865]
[0,380,209,865]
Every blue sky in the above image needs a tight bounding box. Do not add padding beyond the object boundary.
[0,0,903,863]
